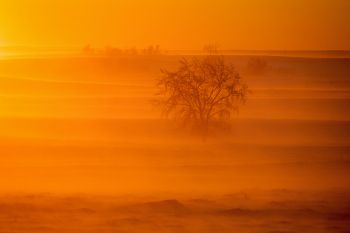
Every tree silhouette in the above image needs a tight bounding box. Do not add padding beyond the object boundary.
[246,57,268,75]
[156,54,248,138]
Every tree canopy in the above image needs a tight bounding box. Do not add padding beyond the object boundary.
[156,54,249,137]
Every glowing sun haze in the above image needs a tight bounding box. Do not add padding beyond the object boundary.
[0,0,349,50]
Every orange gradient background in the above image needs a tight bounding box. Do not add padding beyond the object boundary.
[0,0,349,50]
[0,1,349,232]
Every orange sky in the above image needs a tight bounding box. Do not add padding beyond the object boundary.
[0,0,349,50]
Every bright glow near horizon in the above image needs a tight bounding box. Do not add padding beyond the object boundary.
[0,0,349,50]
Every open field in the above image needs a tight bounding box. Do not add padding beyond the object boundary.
[0,54,349,231]
[0,190,349,233]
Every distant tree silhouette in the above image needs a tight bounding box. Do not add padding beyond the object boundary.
[143,45,161,55]
[82,44,95,55]
[156,53,249,139]
[246,57,268,75]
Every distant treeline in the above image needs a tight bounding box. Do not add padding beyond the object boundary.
[82,44,164,56]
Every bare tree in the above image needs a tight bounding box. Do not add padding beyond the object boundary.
[155,54,249,138]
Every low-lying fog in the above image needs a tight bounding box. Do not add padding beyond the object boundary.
[0,54,349,232]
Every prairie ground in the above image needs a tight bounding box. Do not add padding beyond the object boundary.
[0,54,349,231]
